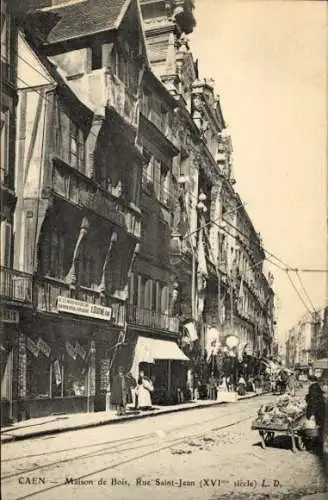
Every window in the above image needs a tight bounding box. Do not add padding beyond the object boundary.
[159,164,170,205]
[69,121,84,171]
[128,273,138,306]
[142,149,154,193]
[79,244,95,288]
[49,230,65,278]
[1,221,12,267]
[141,91,151,117]
[149,96,162,130]
[91,43,102,70]
[1,109,9,181]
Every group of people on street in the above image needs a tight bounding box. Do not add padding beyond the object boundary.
[110,367,154,415]
[193,349,275,399]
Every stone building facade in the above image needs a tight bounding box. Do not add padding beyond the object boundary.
[1,0,275,421]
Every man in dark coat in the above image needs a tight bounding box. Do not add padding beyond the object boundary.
[306,381,326,453]
[110,366,133,415]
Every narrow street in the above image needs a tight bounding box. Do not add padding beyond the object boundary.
[2,394,326,500]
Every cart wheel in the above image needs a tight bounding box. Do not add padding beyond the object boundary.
[264,432,275,445]
[259,431,266,449]
[296,434,306,451]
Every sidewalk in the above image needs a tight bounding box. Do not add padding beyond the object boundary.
[1,391,266,444]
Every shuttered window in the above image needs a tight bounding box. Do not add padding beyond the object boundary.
[69,121,85,171]
[0,221,12,267]
[49,230,65,279]
[1,108,9,181]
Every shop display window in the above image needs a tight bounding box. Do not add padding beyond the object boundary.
[25,336,90,399]
[63,353,88,397]
[26,351,51,398]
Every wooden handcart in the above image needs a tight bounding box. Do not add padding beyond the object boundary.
[251,415,307,453]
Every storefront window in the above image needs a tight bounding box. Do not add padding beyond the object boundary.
[25,335,90,399]
[63,351,88,397]
[26,350,51,398]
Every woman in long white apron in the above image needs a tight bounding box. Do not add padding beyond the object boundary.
[136,370,153,410]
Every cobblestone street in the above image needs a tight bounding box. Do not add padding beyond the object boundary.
[2,394,327,500]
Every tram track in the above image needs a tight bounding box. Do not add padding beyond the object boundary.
[3,407,244,481]
[3,406,257,500]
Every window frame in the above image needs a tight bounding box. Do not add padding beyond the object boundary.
[1,108,9,181]
[0,220,12,267]
[69,119,85,172]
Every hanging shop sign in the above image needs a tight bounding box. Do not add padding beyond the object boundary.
[26,336,39,358]
[75,341,87,361]
[66,341,77,360]
[54,359,62,385]
[57,296,112,321]
[26,336,51,358]
[65,341,87,361]
[37,338,51,358]
[2,309,19,324]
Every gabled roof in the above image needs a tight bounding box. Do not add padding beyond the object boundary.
[24,0,132,45]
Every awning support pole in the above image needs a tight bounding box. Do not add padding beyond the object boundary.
[168,360,171,393]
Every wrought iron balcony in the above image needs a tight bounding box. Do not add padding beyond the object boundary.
[127,304,179,334]
[0,266,33,303]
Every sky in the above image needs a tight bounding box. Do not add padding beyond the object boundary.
[190,0,327,340]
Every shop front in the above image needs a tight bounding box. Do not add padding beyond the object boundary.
[129,335,190,405]
[16,309,119,420]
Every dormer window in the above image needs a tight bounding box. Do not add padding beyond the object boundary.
[91,43,102,71]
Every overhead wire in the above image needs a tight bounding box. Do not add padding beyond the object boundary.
[294,270,317,313]
[285,270,313,316]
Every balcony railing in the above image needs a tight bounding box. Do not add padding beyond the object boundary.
[127,304,179,334]
[52,157,141,239]
[34,277,125,325]
[0,267,33,303]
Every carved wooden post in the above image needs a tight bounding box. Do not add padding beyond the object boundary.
[98,231,118,297]
[85,118,103,179]
[65,217,89,288]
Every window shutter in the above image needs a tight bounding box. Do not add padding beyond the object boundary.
[1,221,12,267]
[128,273,134,305]
[145,279,152,310]
[161,286,169,315]
[137,275,143,308]
[153,159,161,198]
[61,109,70,164]
[78,129,85,173]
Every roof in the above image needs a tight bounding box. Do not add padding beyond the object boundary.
[25,0,131,45]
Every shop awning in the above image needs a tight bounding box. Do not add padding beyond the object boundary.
[130,336,190,379]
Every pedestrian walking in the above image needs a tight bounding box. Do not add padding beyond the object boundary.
[135,370,153,410]
[287,371,296,396]
[207,373,217,400]
[237,375,246,396]
[110,366,133,415]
